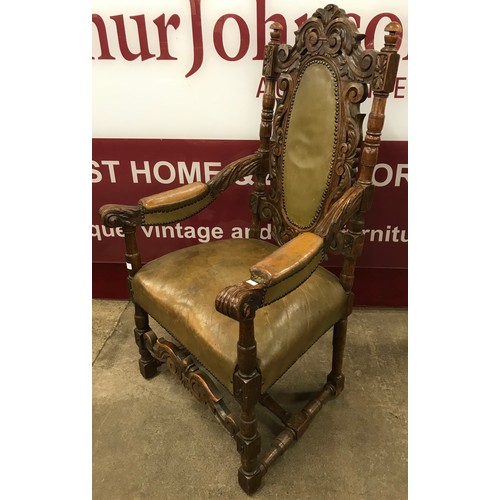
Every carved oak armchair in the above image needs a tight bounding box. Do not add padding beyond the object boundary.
[99,5,401,495]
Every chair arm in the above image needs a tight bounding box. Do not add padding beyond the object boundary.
[314,182,370,243]
[99,152,263,228]
[139,182,214,226]
[206,152,263,198]
[99,182,212,228]
[215,232,324,320]
[249,232,324,305]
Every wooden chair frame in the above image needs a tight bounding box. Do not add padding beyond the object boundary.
[99,5,401,495]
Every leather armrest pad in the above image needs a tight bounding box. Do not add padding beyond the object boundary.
[139,182,209,211]
[250,232,324,286]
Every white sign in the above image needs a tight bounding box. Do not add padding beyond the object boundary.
[92,0,408,140]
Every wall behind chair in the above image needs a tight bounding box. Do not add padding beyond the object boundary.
[92,0,408,306]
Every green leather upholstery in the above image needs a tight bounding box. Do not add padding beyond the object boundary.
[283,62,338,228]
[132,238,347,392]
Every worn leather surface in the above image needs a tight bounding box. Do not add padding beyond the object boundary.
[132,238,346,392]
[139,182,213,225]
[283,62,338,227]
[250,232,323,284]
[140,182,209,211]
[250,232,324,305]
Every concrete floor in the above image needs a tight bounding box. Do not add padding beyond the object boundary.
[93,300,407,499]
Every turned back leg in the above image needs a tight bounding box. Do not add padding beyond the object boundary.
[328,318,347,395]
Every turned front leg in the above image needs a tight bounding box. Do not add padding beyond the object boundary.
[215,279,266,494]
[233,318,263,494]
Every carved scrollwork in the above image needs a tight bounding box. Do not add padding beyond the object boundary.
[315,182,365,245]
[99,204,142,228]
[345,81,367,104]
[276,74,293,102]
[274,5,376,81]
[322,82,366,197]
[276,44,299,74]
[215,282,266,320]
[259,200,276,223]
[304,25,324,55]
[314,4,344,26]
[207,153,262,198]
[144,331,240,438]
[257,199,298,246]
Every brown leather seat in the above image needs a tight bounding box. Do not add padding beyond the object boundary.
[132,238,346,392]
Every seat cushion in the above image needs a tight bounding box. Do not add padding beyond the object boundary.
[132,238,346,392]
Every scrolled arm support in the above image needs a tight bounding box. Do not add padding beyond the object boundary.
[207,152,263,198]
[99,204,143,228]
[315,182,369,247]
[216,232,325,320]
[215,282,265,321]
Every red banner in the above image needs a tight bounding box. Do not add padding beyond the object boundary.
[93,138,407,281]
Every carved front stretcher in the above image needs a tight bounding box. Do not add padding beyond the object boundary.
[99,4,401,495]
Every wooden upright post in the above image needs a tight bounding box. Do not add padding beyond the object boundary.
[250,23,282,239]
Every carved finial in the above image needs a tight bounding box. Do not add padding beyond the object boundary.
[270,22,282,42]
[384,22,402,50]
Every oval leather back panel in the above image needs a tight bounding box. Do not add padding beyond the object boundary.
[283,62,338,228]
